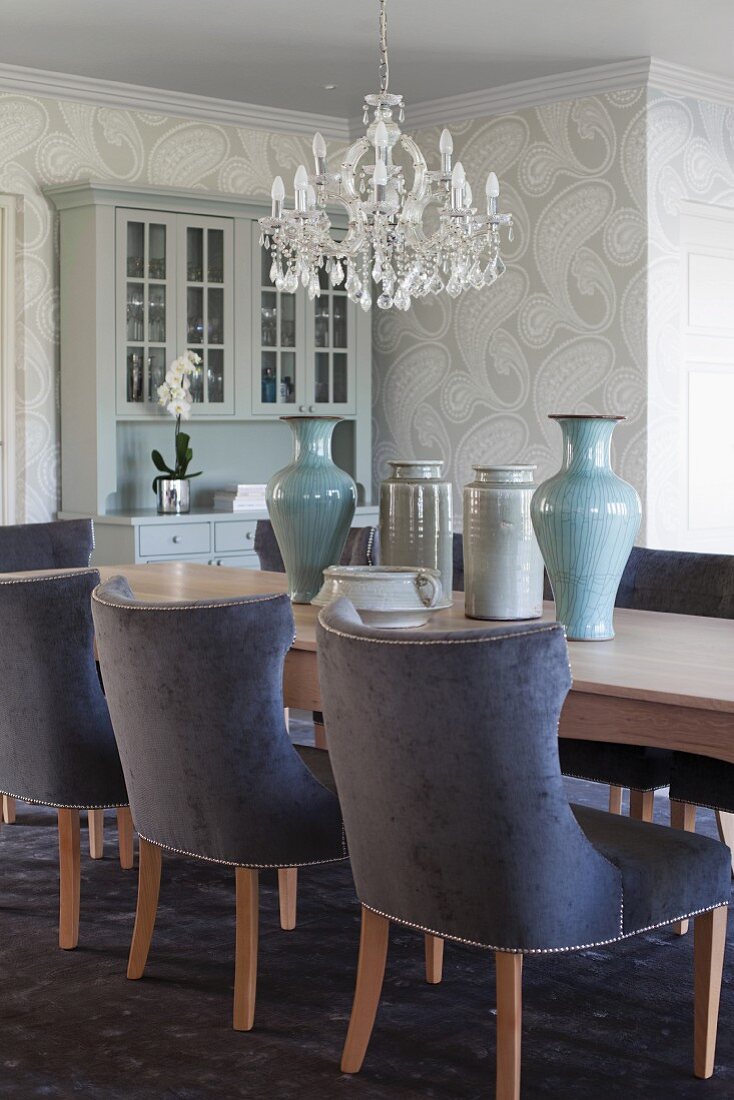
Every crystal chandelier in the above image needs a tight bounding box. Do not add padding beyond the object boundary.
[259,0,513,312]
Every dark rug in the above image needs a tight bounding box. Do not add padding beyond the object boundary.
[1,778,732,1100]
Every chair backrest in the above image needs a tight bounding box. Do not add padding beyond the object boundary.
[254,519,379,573]
[91,577,344,866]
[615,546,734,618]
[0,519,93,572]
[316,598,622,952]
[0,569,126,808]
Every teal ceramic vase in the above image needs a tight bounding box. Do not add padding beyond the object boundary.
[266,416,357,604]
[531,415,641,641]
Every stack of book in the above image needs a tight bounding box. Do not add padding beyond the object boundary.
[213,484,268,512]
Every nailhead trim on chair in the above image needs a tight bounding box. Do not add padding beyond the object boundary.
[366,527,376,566]
[92,589,286,612]
[136,823,348,868]
[361,896,730,955]
[0,788,129,810]
[0,568,100,586]
[318,617,563,647]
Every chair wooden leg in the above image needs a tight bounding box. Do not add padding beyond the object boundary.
[425,934,444,984]
[127,838,162,980]
[629,789,654,822]
[234,868,259,1031]
[341,906,390,1073]
[694,906,727,1079]
[496,952,523,1100]
[284,706,290,731]
[313,720,327,750]
[670,801,697,935]
[58,809,81,950]
[608,785,623,815]
[117,808,134,870]
[715,811,734,876]
[88,809,104,859]
[2,794,16,823]
[278,867,297,930]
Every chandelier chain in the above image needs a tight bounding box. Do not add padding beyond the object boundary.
[379,0,389,93]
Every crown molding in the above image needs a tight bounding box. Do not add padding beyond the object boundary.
[0,61,351,141]
[648,58,734,108]
[1,56,732,148]
[348,59,654,133]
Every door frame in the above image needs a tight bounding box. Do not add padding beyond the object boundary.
[0,196,15,524]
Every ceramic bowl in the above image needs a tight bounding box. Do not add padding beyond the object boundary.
[311,565,451,628]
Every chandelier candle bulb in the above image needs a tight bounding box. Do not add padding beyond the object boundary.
[271,175,285,218]
[312,131,327,174]
[451,161,466,208]
[465,181,473,209]
[486,171,499,214]
[439,127,453,173]
[294,165,309,212]
[374,119,389,158]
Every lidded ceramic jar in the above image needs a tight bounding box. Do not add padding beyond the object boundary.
[463,465,544,620]
[379,460,453,598]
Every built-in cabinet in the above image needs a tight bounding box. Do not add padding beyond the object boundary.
[46,181,375,561]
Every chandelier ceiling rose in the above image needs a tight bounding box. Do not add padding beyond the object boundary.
[259,0,513,312]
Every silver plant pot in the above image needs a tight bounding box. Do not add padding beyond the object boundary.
[157,478,190,515]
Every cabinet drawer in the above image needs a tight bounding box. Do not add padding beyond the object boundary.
[210,553,259,568]
[139,522,211,558]
[214,520,258,553]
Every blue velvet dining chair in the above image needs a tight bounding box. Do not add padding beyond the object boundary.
[316,597,731,1097]
[91,576,346,1031]
[0,568,131,949]
[0,518,95,829]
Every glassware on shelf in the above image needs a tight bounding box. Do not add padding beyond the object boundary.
[207,349,224,403]
[315,352,329,403]
[333,297,347,347]
[261,363,276,403]
[187,227,204,282]
[148,286,166,343]
[261,292,277,346]
[126,284,144,341]
[148,350,166,401]
[187,351,204,402]
[187,286,204,344]
[148,224,166,279]
[208,288,223,344]
[314,304,329,348]
[281,351,295,402]
[127,349,144,402]
[280,294,295,347]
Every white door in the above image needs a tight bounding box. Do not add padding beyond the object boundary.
[0,196,15,525]
[679,204,734,553]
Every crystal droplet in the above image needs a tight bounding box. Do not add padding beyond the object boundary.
[377,293,393,310]
[360,294,372,312]
[446,274,461,298]
[508,227,514,242]
[269,258,279,283]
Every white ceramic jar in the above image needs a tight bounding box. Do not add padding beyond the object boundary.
[463,465,544,620]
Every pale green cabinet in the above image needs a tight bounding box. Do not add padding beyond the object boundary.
[45,180,373,528]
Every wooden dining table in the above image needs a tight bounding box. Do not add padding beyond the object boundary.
[93,560,734,758]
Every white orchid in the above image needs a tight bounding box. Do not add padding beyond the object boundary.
[151,351,202,495]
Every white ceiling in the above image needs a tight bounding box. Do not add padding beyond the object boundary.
[1,0,733,118]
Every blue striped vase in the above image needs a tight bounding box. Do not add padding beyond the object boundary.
[267,416,357,604]
[531,415,641,641]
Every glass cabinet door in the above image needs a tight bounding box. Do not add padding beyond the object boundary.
[307,265,356,413]
[117,210,177,413]
[251,227,305,414]
[178,217,234,412]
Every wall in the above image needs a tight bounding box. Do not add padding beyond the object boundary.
[645,90,734,548]
[372,89,650,529]
[0,92,313,520]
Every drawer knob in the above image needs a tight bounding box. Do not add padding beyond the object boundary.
[172,535,182,544]
[246,531,253,540]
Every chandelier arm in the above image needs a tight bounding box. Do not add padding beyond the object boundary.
[340,136,372,201]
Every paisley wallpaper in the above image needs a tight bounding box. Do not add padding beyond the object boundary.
[2,84,732,540]
[0,93,314,521]
[372,89,651,529]
[645,91,734,548]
